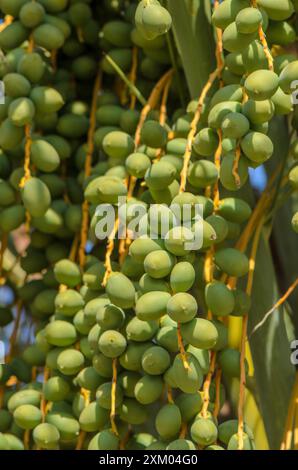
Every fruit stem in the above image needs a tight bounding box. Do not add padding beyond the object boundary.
[51,49,57,72]
[7,299,23,362]
[155,72,173,161]
[237,217,264,450]
[110,358,119,436]
[0,232,8,285]
[118,239,128,266]
[69,232,80,263]
[104,53,147,107]
[234,165,282,255]
[120,426,132,450]
[213,129,222,208]
[159,73,172,127]
[201,351,216,417]
[120,70,174,262]
[295,408,298,450]
[19,123,33,234]
[23,429,30,450]
[129,46,139,110]
[204,134,222,284]
[204,134,222,318]
[232,145,241,189]
[250,0,274,71]
[74,389,90,450]
[102,218,119,287]
[79,70,102,269]
[213,0,224,84]
[0,15,13,32]
[31,367,37,381]
[40,366,50,422]
[135,69,174,148]
[28,34,34,53]
[281,372,298,450]
[179,67,221,193]
[204,246,215,284]
[177,321,190,370]
[213,367,222,419]
[75,431,86,451]
[167,385,174,404]
[19,125,32,189]
[179,422,188,439]
[250,277,298,338]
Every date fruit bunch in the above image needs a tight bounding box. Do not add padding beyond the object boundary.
[0,0,297,452]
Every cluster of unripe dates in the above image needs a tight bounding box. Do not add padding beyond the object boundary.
[0,0,297,451]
